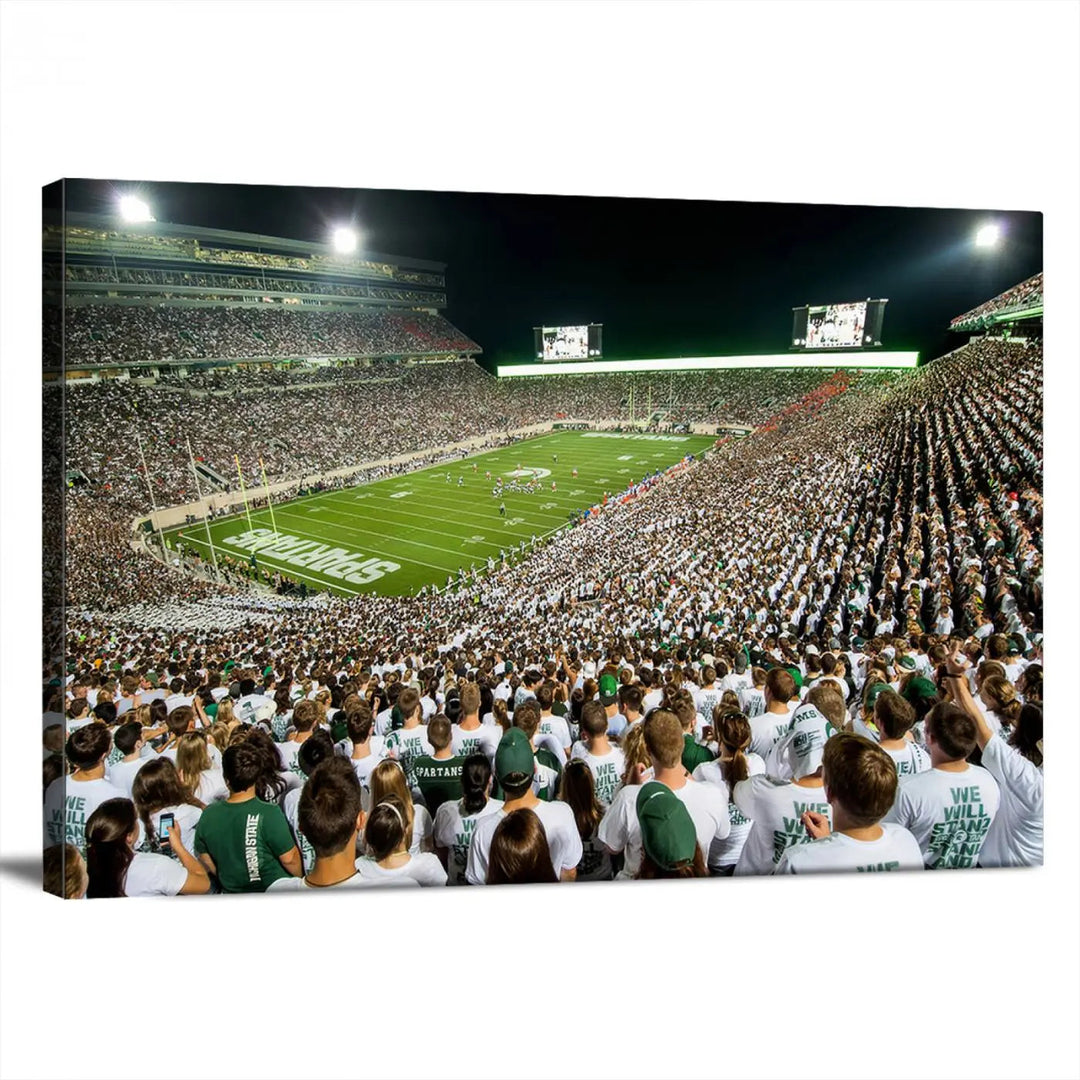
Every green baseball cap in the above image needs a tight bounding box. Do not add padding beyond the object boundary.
[636,782,697,871]
[495,727,535,782]
[599,673,619,705]
[864,682,891,709]
[898,655,917,671]
[902,676,938,703]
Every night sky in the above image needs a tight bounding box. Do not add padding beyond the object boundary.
[63,179,1042,368]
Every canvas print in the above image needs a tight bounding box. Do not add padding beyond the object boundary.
[42,181,1043,897]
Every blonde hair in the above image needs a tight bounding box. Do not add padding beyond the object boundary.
[215,699,236,725]
[980,675,1022,723]
[369,759,415,841]
[620,723,651,786]
[209,719,238,754]
[176,731,213,799]
[133,704,152,728]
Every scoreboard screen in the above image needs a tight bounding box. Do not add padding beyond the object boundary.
[534,324,603,361]
[791,300,887,349]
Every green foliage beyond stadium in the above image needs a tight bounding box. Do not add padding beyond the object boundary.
[160,431,717,597]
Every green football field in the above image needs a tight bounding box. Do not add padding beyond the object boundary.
[160,431,717,597]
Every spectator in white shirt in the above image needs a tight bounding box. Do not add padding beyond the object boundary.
[85,797,210,897]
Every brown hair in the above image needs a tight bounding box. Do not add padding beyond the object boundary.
[620,724,651,786]
[291,699,320,732]
[643,709,684,770]
[579,700,609,738]
[558,760,604,841]
[459,683,481,716]
[513,699,541,739]
[397,687,421,723]
[43,843,87,900]
[979,675,1022,724]
[132,757,202,844]
[765,668,795,704]
[670,692,697,732]
[805,684,846,730]
[486,809,558,885]
[873,690,916,740]
[925,702,977,761]
[175,731,213,799]
[345,701,374,744]
[637,846,707,879]
[166,705,195,739]
[369,759,415,841]
[715,711,752,791]
[822,733,898,827]
[363,795,409,861]
[427,713,452,752]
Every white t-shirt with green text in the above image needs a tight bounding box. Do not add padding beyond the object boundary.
[432,797,504,885]
[44,775,127,856]
[598,779,731,877]
[732,776,833,876]
[465,801,583,884]
[571,744,626,807]
[692,753,766,868]
[748,708,794,759]
[774,823,924,874]
[884,764,1000,869]
[450,724,501,766]
[882,741,932,779]
[383,726,434,792]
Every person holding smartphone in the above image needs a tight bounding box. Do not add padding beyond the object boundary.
[85,798,210,897]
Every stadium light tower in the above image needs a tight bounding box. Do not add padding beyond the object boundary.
[332,226,359,254]
[975,222,1001,248]
[118,194,154,223]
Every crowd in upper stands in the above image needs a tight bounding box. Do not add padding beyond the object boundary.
[949,272,1043,330]
[49,306,479,366]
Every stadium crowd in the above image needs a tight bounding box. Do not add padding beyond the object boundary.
[949,272,1043,330]
[49,263,444,306]
[46,323,1044,895]
[51,305,479,366]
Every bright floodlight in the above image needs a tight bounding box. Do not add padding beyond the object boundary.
[975,223,1000,248]
[118,195,154,223]
[332,226,358,254]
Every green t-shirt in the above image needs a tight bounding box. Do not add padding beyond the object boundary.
[413,755,465,817]
[193,797,296,893]
[682,734,715,774]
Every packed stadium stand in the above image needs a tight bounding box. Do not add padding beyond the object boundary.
[46,257,1044,894]
[949,272,1042,331]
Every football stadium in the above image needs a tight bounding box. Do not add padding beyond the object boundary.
[42,184,1044,897]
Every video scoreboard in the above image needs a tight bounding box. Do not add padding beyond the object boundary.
[791,299,887,350]
[534,324,603,361]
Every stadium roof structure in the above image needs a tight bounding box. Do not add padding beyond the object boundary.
[496,352,919,377]
[45,210,446,272]
[949,272,1043,332]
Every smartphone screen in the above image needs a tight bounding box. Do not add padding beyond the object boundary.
[159,813,175,839]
